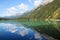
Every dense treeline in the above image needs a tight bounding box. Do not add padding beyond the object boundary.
[0,18,10,20]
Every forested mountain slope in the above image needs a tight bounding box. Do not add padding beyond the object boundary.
[20,0,60,21]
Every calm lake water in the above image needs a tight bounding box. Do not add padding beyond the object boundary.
[0,20,48,40]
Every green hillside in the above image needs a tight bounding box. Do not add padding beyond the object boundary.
[19,0,60,21]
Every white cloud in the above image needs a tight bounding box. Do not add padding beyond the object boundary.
[19,29,29,36]
[34,0,43,7]
[19,3,29,11]
[34,33,42,40]
[0,23,30,36]
[0,23,17,33]
[34,0,54,7]
[28,0,32,2]
[6,7,17,12]
[1,3,28,17]
[6,7,17,14]
[42,0,54,5]
[2,7,17,17]
[8,28,17,33]
[2,3,29,17]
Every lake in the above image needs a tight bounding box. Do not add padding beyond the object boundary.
[0,20,48,40]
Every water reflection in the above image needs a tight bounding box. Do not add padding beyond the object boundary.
[52,21,60,31]
[0,23,47,40]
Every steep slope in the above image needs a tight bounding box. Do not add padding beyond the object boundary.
[52,8,60,19]
[27,0,60,20]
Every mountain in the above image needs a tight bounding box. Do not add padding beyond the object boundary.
[1,13,22,19]
[19,0,60,21]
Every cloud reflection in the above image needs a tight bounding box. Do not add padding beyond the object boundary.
[0,23,47,40]
[0,23,30,36]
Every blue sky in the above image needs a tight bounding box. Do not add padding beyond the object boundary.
[0,0,54,17]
